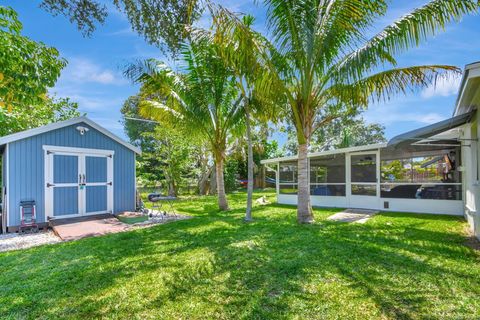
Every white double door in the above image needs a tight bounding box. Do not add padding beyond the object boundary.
[44,146,114,219]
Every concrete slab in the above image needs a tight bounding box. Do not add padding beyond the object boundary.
[52,217,129,241]
[327,209,378,223]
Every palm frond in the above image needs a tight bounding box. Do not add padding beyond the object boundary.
[336,0,478,81]
[328,65,461,107]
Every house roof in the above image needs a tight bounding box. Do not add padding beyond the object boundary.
[387,110,475,150]
[260,143,387,164]
[454,61,480,116]
[0,116,141,154]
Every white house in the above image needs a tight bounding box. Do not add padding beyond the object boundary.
[261,61,480,239]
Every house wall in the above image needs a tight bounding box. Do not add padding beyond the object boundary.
[462,115,480,239]
[7,122,136,228]
[1,145,8,232]
[276,147,465,217]
[277,194,464,215]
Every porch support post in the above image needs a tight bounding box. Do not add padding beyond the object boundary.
[346,153,351,207]
[276,162,280,196]
[376,149,381,197]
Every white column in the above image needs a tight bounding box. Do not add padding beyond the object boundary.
[346,153,351,207]
[376,149,381,198]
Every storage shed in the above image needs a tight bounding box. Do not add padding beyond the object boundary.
[0,117,141,233]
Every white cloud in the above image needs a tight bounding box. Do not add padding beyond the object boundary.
[421,75,462,99]
[90,117,124,131]
[365,109,445,126]
[105,27,135,37]
[60,57,126,85]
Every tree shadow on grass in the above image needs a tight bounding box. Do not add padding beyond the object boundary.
[0,202,479,319]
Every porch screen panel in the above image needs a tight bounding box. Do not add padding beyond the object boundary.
[380,151,462,200]
[351,154,377,196]
[279,161,298,194]
[351,154,376,182]
[310,154,346,196]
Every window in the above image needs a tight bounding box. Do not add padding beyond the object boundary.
[380,152,462,200]
[310,155,346,196]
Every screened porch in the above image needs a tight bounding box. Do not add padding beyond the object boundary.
[262,112,475,215]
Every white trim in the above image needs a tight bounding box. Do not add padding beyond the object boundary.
[454,62,480,116]
[44,149,53,220]
[261,143,386,164]
[277,194,463,215]
[85,182,110,187]
[466,204,477,213]
[79,154,85,215]
[107,155,114,214]
[4,143,9,229]
[0,117,141,154]
[43,145,114,156]
[134,153,137,211]
[310,183,346,186]
[49,211,110,220]
[44,148,114,220]
[276,163,280,196]
[380,182,462,186]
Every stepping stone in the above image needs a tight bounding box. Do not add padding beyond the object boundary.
[327,209,378,223]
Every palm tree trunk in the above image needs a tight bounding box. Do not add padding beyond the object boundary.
[167,180,176,197]
[245,104,254,221]
[215,151,229,211]
[297,143,314,223]
[198,165,213,195]
[209,166,217,195]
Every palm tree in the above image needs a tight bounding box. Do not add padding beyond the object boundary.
[210,13,281,221]
[126,37,243,211]
[256,0,479,223]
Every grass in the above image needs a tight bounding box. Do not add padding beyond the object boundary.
[0,191,479,319]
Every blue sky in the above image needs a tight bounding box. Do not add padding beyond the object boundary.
[6,0,480,143]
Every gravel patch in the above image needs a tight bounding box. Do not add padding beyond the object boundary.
[0,230,61,253]
[132,211,192,227]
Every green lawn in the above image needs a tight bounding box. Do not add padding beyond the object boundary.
[1,191,479,319]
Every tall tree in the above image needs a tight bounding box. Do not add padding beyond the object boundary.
[255,0,478,223]
[0,96,81,136]
[121,95,158,151]
[282,116,387,156]
[145,126,197,196]
[211,13,280,221]
[39,0,201,54]
[0,6,66,115]
[126,37,243,210]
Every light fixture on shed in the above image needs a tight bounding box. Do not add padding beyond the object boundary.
[76,126,90,135]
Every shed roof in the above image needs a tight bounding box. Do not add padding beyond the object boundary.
[0,116,141,154]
